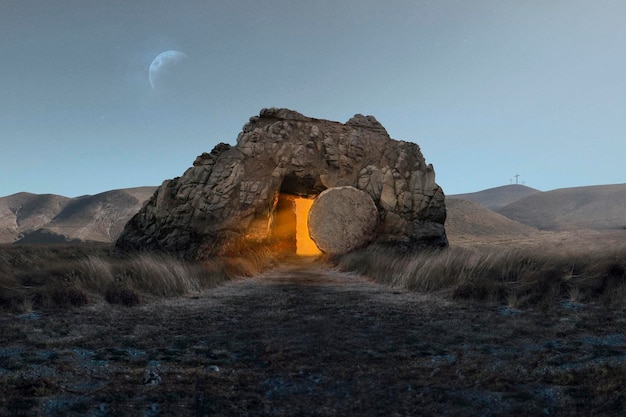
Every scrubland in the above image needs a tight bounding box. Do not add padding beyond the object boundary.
[0,240,623,416]
[338,243,625,311]
[0,244,273,312]
[1,242,623,314]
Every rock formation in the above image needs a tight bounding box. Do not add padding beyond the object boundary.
[116,108,447,258]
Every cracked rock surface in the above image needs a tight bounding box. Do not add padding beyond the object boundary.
[117,108,447,259]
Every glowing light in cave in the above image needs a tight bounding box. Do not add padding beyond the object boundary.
[294,197,321,256]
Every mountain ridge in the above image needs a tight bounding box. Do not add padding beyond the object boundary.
[0,187,156,243]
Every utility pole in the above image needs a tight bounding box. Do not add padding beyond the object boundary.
[514,174,520,185]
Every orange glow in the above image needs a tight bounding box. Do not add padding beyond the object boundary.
[294,197,321,256]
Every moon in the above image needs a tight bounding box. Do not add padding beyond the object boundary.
[148,50,190,90]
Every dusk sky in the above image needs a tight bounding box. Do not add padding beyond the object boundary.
[1,0,624,197]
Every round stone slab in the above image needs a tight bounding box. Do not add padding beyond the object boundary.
[308,186,379,255]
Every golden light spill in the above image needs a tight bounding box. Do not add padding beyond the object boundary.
[294,197,321,256]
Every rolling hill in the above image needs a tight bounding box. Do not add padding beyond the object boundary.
[497,184,626,231]
[0,193,71,243]
[445,198,541,237]
[0,187,156,244]
[444,198,551,247]
[449,184,541,210]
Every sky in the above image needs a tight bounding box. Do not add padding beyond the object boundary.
[1,0,624,197]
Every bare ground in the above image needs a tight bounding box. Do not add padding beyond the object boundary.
[0,258,623,416]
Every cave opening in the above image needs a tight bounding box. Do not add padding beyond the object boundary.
[272,194,321,256]
[271,174,324,256]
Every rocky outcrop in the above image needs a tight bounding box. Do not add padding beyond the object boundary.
[116,108,447,258]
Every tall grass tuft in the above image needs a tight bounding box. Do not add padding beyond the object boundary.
[119,253,202,296]
[339,244,625,309]
[79,255,115,292]
[0,243,274,311]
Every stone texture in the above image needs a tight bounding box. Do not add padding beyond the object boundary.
[308,186,378,255]
[116,108,448,259]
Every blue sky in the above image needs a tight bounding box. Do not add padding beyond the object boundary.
[1,0,624,197]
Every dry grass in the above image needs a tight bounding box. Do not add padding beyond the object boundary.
[0,243,276,312]
[0,264,622,416]
[1,240,623,312]
[338,244,626,310]
[0,244,623,415]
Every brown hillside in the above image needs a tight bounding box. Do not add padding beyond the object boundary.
[40,187,157,242]
[449,184,541,210]
[0,187,156,244]
[0,193,71,242]
[497,184,626,231]
[444,198,550,247]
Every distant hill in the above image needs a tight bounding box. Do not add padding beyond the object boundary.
[444,198,548,246]
[0,193,72,243]
[0,187,156,244]
[497,184,626,231]
[449,184,541,210]
[2,182,624,245]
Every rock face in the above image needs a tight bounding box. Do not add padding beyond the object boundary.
[308,186,379,255]
[116,108,447,258]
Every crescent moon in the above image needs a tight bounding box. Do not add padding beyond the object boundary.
[148,50,189,90]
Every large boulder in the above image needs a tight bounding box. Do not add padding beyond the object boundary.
[308,186,378,255]
[116,108,447,259]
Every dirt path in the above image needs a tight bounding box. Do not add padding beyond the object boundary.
[1,260,623,416]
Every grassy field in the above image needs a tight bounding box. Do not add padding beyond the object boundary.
[338,243,625,311]
[0,240,624,416]
[0,243,274,312]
